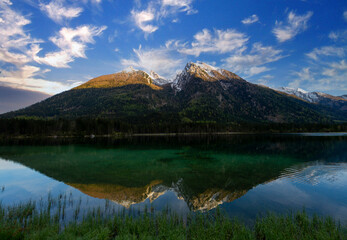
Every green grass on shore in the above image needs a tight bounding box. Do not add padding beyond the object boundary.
[0,200,345,240]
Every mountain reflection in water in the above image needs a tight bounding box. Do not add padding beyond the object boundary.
[0,134,346,223]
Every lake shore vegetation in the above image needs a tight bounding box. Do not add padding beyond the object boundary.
[0,196,345,240]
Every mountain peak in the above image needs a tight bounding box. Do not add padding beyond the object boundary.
[149,70,170,86]
[172,62,243,91]
[74,69,162,90]
[121,66,137,73]
[149,70,161,79]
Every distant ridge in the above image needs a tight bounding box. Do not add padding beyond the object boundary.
[275,87,347,112]
[1,62,346,125]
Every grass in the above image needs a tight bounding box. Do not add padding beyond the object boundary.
[0,195,345,240]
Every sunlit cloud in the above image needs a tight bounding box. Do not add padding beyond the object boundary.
[39,0,83,24]
[33,25,107,68]
[0,1,105,94]
[273,11,313,42]
[0,0,41,66]
[0,65,83,94]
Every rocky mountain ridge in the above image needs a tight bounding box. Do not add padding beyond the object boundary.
[1,62,346,125]
[275,87,347,111]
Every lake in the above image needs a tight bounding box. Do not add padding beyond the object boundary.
[0,134,346,225]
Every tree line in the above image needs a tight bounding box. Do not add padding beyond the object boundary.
[0,118,346,137]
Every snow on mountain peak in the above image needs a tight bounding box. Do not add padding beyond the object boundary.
[149,70,170,86]
[149,70,161,79]
[122,66,137,73]
[194,61,218,71]
[172,62,242,91]
[274,87,339,103]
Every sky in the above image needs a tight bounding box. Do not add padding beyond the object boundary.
[0,0,346,98]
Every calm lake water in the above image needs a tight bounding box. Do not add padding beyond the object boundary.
[0,134,346,225]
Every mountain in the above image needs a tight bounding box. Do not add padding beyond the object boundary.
[74,67,163,90]
[1,62,346,127]
[275,87,347,112]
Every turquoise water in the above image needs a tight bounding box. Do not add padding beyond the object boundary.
[0,134,346,224]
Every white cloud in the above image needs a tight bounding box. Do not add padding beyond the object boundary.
[161,0,196,15]
[289,51,347,92]
[344,11,347,21]
[39,0,83,24]
[179,28,249,56]
[121,45,184,79]
[131,0,196,34]
[299,46,347,92]
[0,65,82,94]
[306,46,345,61]
[273,11,313,42]
[33,25,107,68]
[0,1,105,94]
[169,28,284,77]
[242,14,259,25]
[222,43,284,76]
[330,59,347,71]
[0,0,41,66]
[131,8,158,34]
[329,30,347,42]
[81,0,102,4]
[162,0,192,9]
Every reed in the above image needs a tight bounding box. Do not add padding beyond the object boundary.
[0,195,345,239]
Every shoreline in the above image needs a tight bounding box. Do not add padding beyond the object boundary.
[0,131,346,139]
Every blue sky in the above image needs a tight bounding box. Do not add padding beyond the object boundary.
[0,0,346,96]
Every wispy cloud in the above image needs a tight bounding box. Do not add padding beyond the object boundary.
[0,0,41,66]
[291,63,347,92]
[178,28,249,56]
[121,45,184,79]
[289,44,347,92]
[131,0,196,34]
[273,11,313,42]
[172,27,284,77]
[241,14,259,25]
[344,11,347,21]
[0,65,83,94]
[306,46,345,61]
[39,0,83,24]
[131,8,158,34]
[0,1,105,94]
[81,0,103,5]
[32,25,107,68]
[328,30,347,42]
[222,43,284,77]
[161,0,197,15]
